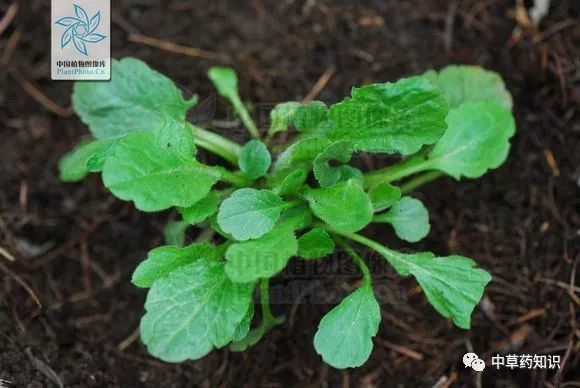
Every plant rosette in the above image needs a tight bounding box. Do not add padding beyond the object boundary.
[60,58,515,368]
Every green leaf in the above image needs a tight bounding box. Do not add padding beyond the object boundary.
[208,67,238,101]
[232,302,255,342]
[269,102,300,135]
[304,180,373,233]
[59,138,117,182]
[279,204,313,231]
[274,137,332,173]
[163,220,189,247]
[73,57,196,139]
[368,183,401,212]
[338,166,364,187]
[293,101,333,136]
[178,191,221,225]
[208,67,260,139]
[140,258,255,362]
[239,140,271,179]
[132,243,218,288]
[225,225,298,283]
[297,228,335,259]
[328,76,448,154]
[424,65,513,110]
[313,140,356,188]
[375,246,491,329]
[230,325,263,352]
[209,214,235,240]
[102,130,221,212]
[217,189,286,241]
[272,168,308,196]
[427,102,516,179]
[374,196,430,243]
[313,282,380,368]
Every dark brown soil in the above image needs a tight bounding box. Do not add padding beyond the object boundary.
[1,0,579,387]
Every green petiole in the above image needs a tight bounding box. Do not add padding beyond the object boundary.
[335,237,372,285]
[231,98,261,140]
[189,124,242,166]
[230,278,284,352]
[400,171,444,194]
[363,155,435,188]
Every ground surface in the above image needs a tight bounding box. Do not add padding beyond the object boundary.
[0,0,579,387]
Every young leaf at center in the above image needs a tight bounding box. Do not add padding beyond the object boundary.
[217,188,286,241]
[178,191,221,225]
[368,182,401,212]
[268,102,300,136]
[304,180,373,233]
[239,140,271,179]
[293,101,333,137]
[225,225,298,283]
[313,140,356,188]
[297,228,335,259]
[272,168,308,196]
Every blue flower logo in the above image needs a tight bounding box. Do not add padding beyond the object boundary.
[55,4,106,55]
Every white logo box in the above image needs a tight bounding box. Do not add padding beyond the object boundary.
[51,0,111,81]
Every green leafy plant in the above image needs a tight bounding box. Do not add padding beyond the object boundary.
[60,58,516,368]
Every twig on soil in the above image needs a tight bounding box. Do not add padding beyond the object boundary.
[544,148,560,176]
[80,237,92,293]
[432,372,458,388]
[533,19,578,44]
[19,180,27,213]
[536,276,580,294]
[118,326,140,351]
[48,267,121,311]
[105,345,171,368]
[0,246,16,262]
[302,66,336,103]
[10,71,74,117]
[0,261,41,308]
[463,0,500,28]
[0,1,18,37]
[72,310,115,328]
[505,308,546,326]
[1,27,22,65]
[341,372,350,388]
[128,33,231,63]
[443,1,458,52]
[360,366,383,386]
[12,305,26,332]
[490,324,533,352]
[376,339,424,360]
[479,296,511,336]
[111,10,140,35]
[554,337,575,383]
[22,216,108,269]
[25,348,64,388]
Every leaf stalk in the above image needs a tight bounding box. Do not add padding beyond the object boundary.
[363,155,434,188]
[335,237,372,285]
[231,98,261,140]
[189,124,242,165]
